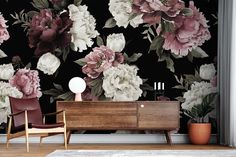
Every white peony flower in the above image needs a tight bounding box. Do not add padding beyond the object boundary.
[199,63,216,80]
[0,63,14,80]
[107,33,125,52]
[102,64,143,101]
[0,96,10,124]
[181,81,216,111]
[109,0,143,28]
[37,53,61,75]
[68,4,99,52]
[0,81,23,98]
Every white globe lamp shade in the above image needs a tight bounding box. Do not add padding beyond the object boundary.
[68,77,86,101]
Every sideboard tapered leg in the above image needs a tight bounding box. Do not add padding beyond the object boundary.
[164,130,172,145]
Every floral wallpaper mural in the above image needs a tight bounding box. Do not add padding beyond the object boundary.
[0,0,218,133]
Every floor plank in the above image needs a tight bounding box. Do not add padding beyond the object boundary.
[0,143,235,157]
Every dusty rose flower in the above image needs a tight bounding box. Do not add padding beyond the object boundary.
[9,68,42,98]
[81,86,98,101]
[157,96,170,101]
[82,46,124,78]
[210,75,217,87]
[0,13,10,45]
[28,9,72,56]
[161,1,211,56]
[132,0,185,24]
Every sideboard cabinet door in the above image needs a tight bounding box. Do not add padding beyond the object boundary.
[57,101,137,129]
[138,101,179,130]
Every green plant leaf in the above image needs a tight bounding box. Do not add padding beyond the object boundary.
[181,8,193,16]
[57,91,74,101]
[172,85,185,90]
[90,78,103,97]
[190,47,208,58]
[103,18,116,28]
[31,0,49,10]
[149,36,164,54]
[96,36,104,46]
[74,58,86,66]
[43,89,63,96]
[165,57,175,72]
[124,53,142,63]
[187,52,193,62]
[175,96,185,103]
[62,47,70,62]
[53,83,63,91]
[74,0,82,6]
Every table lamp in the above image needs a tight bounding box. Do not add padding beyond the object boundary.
[68,77,86,101]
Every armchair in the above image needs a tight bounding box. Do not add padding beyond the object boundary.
[6,97,67,152]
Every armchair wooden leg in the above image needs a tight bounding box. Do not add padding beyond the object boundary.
[40,136,43,146]
[25,132,29,152]
[64,130,67,149]
[6,138,10,149]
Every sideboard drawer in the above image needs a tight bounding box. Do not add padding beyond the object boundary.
[138,101,179,129]
[57,101,137,129]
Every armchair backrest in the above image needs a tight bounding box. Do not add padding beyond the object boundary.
[9,97,43,128]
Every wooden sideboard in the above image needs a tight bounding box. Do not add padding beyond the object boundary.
[56,101,180,144]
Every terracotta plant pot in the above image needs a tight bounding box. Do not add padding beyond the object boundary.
[188,123,211,145]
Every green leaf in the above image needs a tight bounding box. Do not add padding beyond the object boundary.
[89,78,103,97]
[124,53,142,63]
[62,47,70,62]
[175,96,185,103]
[74,0,82,6]
[43,89,62,96]
[57,91,74,101]
[181,8,193,16]
[96,36,104,46]
[74,58,86,66]
[149,36,164,54]
[53,83,63,91]
[31,0,49,10]
[103,18,116,28]
[27,11,38,18]
[162,21,174,33]
[25,62,31,69]
[165,57,175,72]
[187,52,193,62]
[190,47,208,58]
[172,85,185,90]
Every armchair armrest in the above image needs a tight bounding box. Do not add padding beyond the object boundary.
[8,110,26,117]
[42,110,66,124]
[42,110,64,116]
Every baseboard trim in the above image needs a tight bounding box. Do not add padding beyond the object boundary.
[0,134,217,144]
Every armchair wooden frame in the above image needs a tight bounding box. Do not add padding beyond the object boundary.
[6,109,67,152]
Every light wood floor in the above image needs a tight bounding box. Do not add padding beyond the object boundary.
[0,143,235,157]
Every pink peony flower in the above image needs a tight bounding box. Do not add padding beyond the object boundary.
[157,95,170,101]
[132,0,185,24]
[210,75,217,87]
[9,68,42,98]
[82,46,124,78]
[161,1,211,56]
[28,9,72,56]
[0,13,10,45]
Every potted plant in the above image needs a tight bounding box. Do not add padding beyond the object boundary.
[185,92,218,144]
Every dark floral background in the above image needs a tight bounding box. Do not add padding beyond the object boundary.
[0,0,218,133]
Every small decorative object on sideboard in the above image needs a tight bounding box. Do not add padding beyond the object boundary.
[68,77,86,101]
[154,82,165,100]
